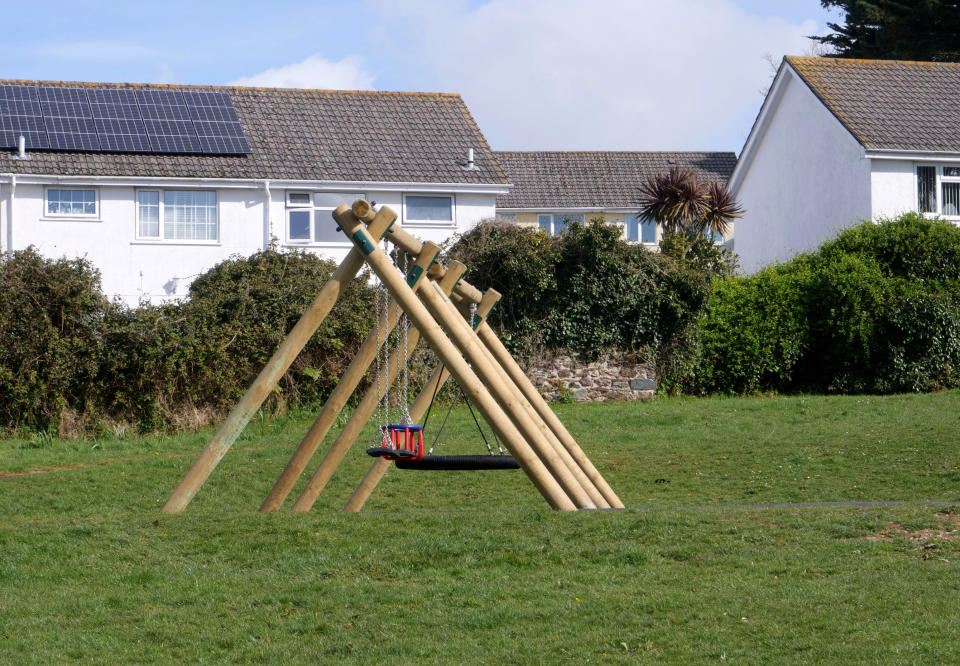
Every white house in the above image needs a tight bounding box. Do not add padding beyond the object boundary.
[730,56,960,272]
[0,80,509,303]
[494,151,736,244]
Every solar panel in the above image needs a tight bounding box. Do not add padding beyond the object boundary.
[183,90,249,154]
[39,87,100,151]
[0,84,250,155]
[89,88,150,152]
[0,85,47,149]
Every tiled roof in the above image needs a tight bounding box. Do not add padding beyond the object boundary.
[494,151,737,209]
[786,56,960,153]
[0,79,507,184]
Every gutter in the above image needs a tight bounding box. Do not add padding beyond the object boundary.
[864,150,960,163]
[0,172,512,194]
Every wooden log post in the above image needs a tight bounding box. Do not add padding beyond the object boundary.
[434,290,610,509]
[161,206,396,514]
[259,242,442,512]
[331,205,577,511]
[342,280,499,513]
[418,281,599,510]
[289,259,464,512]
[476,322,625,508]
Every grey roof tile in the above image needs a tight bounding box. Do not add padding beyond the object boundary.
[787,57,960,152]
[494,151,736,209]
[0,79,507,185]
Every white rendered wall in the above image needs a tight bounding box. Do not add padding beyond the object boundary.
[733,70,872,273]
[4,182,496,304]
[870,160,917,220]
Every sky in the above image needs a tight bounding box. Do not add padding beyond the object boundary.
[0,0,841,155]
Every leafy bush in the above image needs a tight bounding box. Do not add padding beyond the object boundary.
[0,248,108,432]
[448,218,717,364]
[684,214,960,394]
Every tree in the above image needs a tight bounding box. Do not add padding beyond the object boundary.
[811,1,960,62]
[638,168,744,260]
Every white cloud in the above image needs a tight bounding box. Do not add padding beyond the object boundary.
[229,54,375,90]
[368,0,821,151]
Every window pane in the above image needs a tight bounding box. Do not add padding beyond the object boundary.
[288,192,311,205]
[943,182,960,216]
[406,196,452,221]
[138,191,160,237]
[289,210,311,240]
[640,218,655,243]
[944,167,960,177]
[48,189,96,216]
[498,213,516,221]
[538,214,551,232]
[313,209,343,242]
[315,192,364,209]
[625,215,639,241]
[163,190,217,240]
[918,166,937,213]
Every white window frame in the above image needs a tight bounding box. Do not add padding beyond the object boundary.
[284,191,364,247]
[917,164,960,220]
[625,214,657,245]
[134,188,219,244]
[44,187,99,220]
[402,194,455,227]
[537,213,584,235]
[286,191,312,207]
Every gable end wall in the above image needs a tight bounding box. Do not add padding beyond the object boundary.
[733,70,871,272]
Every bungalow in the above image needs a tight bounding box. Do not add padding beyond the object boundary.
[0,80,509,303]
[730,57,960,272]
[494,151,737,244]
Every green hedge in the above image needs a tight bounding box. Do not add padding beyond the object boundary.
[447,219,722,365]
[686,214,960,394]
[0,248,375,435]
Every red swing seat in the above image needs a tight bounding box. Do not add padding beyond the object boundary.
[366,424,424,461]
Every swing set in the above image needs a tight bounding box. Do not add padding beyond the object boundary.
[162,200,622,513]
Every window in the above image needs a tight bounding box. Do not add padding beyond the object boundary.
[136,190,217,241]
[46,188,97,217]
[918,166,936,214]
[917,165,960,218]
[626,215,656,244]
[497,213,517,221]
[537,213,584,235]
[286,191,363,244]
[405,195,453,223]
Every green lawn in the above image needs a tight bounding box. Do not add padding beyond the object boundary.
[2,392,959,663]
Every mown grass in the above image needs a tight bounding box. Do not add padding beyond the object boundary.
[2,392,960,663]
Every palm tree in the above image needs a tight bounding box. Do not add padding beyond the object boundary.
[638,167,744,255]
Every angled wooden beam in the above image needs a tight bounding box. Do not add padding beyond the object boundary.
[332,205,577,511]
[417,280,597,509]
[342,275,497,513]
[429,287,610,508]
[161,206,396,514]
[286,250,455,512]
[476,321,624,508]
[259,242,442,512]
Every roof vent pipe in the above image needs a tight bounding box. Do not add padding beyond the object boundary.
[13,135,29,161]
[462,147,478,170]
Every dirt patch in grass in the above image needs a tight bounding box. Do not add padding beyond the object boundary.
[862,513,960,543]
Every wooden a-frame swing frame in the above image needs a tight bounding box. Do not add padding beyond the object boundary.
[162,200,623,514]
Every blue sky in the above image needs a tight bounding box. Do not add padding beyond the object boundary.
[1,0,840,154]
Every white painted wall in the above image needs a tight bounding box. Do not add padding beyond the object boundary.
[1,180,497,304]
[870,159,918,220]
[732,69,872,273]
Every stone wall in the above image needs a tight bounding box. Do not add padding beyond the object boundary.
[522,350,656,402]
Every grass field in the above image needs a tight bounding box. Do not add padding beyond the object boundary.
[2,392,960,663]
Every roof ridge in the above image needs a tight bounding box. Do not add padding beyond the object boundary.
[786,55,960,68]
[493,150,735,155]
[0,77,463,98]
